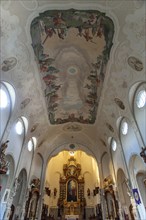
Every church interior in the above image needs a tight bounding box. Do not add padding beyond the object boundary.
[0,0,146,220]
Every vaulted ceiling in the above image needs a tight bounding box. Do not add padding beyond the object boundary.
[1,0,145,162]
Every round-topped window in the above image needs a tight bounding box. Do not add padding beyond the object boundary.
[15,120,23,135]
[111,138,117,151]
[0,89,8,108]
[28,139,33,152]
[121,121,128,135]
[136,90,146,108]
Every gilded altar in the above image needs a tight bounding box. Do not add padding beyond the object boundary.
[58,157,86,216]
[64,200,80,215]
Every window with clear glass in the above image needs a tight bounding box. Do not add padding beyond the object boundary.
[32,137,37,149]
[28,139,33,152]
[15,120,24,135]
[27,137,37,152]
[136,90,146,108]
[111,138,117,151]
[0,88,8,108]
[121,121,128,135]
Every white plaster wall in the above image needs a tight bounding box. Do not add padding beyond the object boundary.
[120,122,141,166]
[112,143,127,180]
[17,144,33,176]
[101,153,111,179]
[30,153,43,180]
[6,123,24,168]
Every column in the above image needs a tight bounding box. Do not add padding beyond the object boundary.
[98,162,106,220]
[130,197,140,220]
[3,197,13,220]
[35,162,46,220]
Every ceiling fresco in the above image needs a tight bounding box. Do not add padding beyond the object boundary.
[30,9,114,124]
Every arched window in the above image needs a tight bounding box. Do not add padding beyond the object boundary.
[120,118,129,136]
[0,81,15,140]
[132,82,146,145]
[6,116,28,165]
[118,116,141,162]
[101,152,111,178]
[15,120,24,135]
[109,137,117,152]
[136,90,146,109]
[27,137,37,152]
[15,116,28,136]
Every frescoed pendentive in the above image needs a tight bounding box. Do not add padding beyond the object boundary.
[63,123,82,132]
[30,9,114,124]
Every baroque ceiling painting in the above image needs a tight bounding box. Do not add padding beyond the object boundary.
[30,9,114,124]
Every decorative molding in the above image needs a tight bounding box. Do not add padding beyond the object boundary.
[19,0,38,11]
[123,7,145,53]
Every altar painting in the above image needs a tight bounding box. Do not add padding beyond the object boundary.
[67,179,77,202]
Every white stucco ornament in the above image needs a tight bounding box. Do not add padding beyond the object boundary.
[19,0,38,11]
[123,7,145,53]
[1,0,11,10]
[1,8,21,66]
[1,8,21,45]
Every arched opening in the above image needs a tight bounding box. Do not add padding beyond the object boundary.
[117,169,132,220]
[129,82,146,145]
[27,189,39,220]
[0,81,15,141]
[101,153,111,180]
[11,169,27,220]
[129,155,146,219]
[101,152,118,220]
[6,116,28,168]
[42,150,100,220]
[24,153,43,220]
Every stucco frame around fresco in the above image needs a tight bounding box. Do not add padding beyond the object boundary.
[30,9,114,124]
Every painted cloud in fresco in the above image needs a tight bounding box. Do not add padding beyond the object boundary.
[30,9,114,124]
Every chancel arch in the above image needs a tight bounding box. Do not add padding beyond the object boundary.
[42,150,100,219]
[11,168,27,220]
